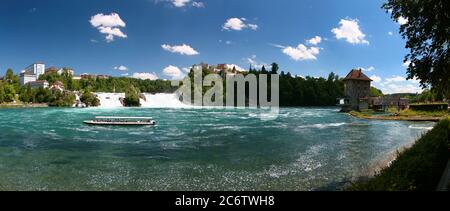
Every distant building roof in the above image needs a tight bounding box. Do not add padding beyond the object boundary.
[30,80,48,84]
[46,66,58,70]
[343,69,372,81]
[20,72,36,76]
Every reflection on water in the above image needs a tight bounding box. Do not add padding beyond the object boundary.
[0,107,435,190]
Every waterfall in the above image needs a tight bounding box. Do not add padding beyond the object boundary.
[95,93,125,108]
[93,93,189,108]
[140,93,191,108]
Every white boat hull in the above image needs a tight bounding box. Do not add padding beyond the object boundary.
[83,120,156,126]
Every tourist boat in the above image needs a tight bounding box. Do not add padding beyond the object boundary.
[84,116,156,126]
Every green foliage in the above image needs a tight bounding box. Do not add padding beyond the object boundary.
[186,63,345,107]
[80,90,100,107]
[0,82,5,103]
[370,87,383,97]
[383,0,450,97]
[48,91,76,107]
[410,89,446,103]
[33,87,52,103]
[123,85,141,107]
[350,119,450,191]
[19,84,33,103]
[75,77,175,93]
[2,83,16,102]
[5,69,14,81]
[409,103,449,112]
[278,72,344,106]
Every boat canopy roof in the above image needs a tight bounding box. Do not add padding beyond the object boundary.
[95,116,153,119]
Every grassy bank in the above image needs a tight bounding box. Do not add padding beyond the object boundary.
[349,108,448,122]
[0,103,48,108]
[350,119,450,191]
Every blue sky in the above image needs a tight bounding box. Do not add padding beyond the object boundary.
[0,0,421,93]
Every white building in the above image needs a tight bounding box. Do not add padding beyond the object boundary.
[24,62,45,78]
[28,80,49,89]
[20,72,37,86]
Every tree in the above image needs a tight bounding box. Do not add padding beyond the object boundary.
[383,0,450,97]
[3,84,16,102]
[370,87,384,97]
[5,68,14,82]
[49,91,76,107]
[0,82,5,103]
[19,84,33,103]
[33,87,52,103]
[261,65,268,74]
[124,85,141,107]
[271,63,279,74]
[80,90,100,107]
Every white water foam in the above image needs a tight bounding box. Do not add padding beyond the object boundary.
[140,93,191,108]
[298,122,347,129]
[408,125,434,130]
[93,93,189,109]
[95,93,125,108]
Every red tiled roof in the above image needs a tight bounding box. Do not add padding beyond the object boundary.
[343,69,372,81]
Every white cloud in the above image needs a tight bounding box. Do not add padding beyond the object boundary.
[90,13,125,28]
[384,83,421,94]
[397,16,409,25]
[403,60,411,67]
[223,18,258,31]
[114,65,129,71]
[192,1,204,8]
[163,65,185,79]
[164,0,204,8]
[307,36,322,45]
[388,31,393,36]
[182,67,191,73]
[247,24,258,31]
[332,18,369,45]
[171,0,191,7]
[161,44,199,56]
[280,44,320,61]
[121,73,129,76]
[225,64,246,72]
[370,75,382,83]
[246,55,268,69]
[371,75,422,94]
[90,13,127,42]
[360,66,375,72]
[132,72,159,80]
[385,76,406,83]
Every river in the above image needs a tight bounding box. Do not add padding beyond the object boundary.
[0,96,435,190]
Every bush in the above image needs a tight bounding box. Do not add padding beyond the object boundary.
[350,119,450,191]
[80,90,100,107]
[49,91,76,107]
[123,85,141,107]
[410,103,448,111]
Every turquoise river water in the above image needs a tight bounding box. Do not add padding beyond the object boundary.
[0,107,435,190]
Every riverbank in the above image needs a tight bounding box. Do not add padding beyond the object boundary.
[350,119,450,191]
[0,103,48,108]
[362,142,415,178]
[349,110,446,122]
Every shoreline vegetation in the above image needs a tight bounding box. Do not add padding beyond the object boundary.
[348,111,447,122]
[0,102,48,108]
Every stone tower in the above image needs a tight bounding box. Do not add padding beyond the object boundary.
[341,69,372,111]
